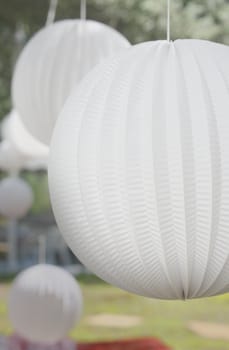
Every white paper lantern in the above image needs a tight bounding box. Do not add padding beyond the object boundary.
[0,140,26,174]
[12,20,130,145]
[0,177,33,219]
[49,39,229,300]
[2,110,49,159]
[25,156,48,171]
[9,264,83,344]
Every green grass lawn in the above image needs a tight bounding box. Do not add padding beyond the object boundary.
[1,274,229,350]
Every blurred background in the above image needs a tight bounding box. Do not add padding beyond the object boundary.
[1,1,229,350]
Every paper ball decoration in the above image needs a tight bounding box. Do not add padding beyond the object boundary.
[49,39,229,300]
[9,336,75,350]
[25,156,48,171]
[0,140,26,173]
[12,20,130,144]
[0,177,33,219]
[2,110,49,158]
[9,264,83,344]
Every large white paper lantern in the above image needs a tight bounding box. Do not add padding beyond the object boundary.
[49,39,229,300]
[0,177,33,219]
[12,20,130,144]
[0,140,26,174]
[9,264,83,344]
[2,110,49,159]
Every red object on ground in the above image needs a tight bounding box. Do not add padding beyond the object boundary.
[8,336,171,350]
[78,338,171,350]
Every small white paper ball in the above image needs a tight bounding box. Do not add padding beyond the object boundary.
[2,110,49,158]
[9,264,83,344]
[12,20,130,144]
[49,39,229,300]
[0,177,33,219]
[0,141,27,174]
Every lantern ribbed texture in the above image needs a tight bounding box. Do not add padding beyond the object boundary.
[9,264,83,344]
[12,20,130,144]
[0,177,33,219]
[49,39,229,300]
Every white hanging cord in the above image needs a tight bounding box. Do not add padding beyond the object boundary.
[46,0,58,26]
[80,0,87,21]
[167,0,170,41]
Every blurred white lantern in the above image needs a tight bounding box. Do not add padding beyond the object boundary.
[0,140,26,174]
[12,20,130,144]
[25,156,48,171]
[2,110,49,159]
[9,264,83,344]
[0,176,33,219]
[8,336,75,350]
[49,39,229,300]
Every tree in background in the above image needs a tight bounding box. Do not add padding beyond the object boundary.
[1,0,229,120]
[1,0,229,214]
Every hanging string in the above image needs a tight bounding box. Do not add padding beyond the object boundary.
[80,0,87,21]
[46,0,58,26]
[167,0,170,41]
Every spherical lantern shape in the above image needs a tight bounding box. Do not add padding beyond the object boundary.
[2,110,49,158]
[49,39,229,300]
[9,264,83,344]
[0,177,33,219]
[12,20,130,145]
[0,140,27,174]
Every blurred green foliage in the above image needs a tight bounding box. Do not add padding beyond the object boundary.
[1,0,229,120]
[2,275,229,349]
[22,171,51,214]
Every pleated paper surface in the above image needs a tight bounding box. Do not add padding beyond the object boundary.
[49,40,229,300]
[12,20,130,144]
